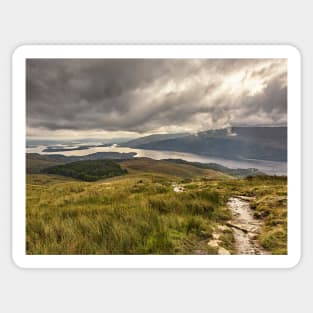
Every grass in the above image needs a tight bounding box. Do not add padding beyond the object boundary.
[26,173,227,254]
[248,177,287,254]
[27,158,64,174]
[26,159,287,255]
[209,175,287,254]
[120,158,229,179]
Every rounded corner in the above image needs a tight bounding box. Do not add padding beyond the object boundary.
[12,44,29,61]
[284,44,301,61]
[11,252,27,270]
[285,252,302,269]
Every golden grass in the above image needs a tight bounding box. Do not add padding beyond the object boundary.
[26,166,287,255]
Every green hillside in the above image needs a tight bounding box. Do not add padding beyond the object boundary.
[26,172,230,254]
[42,159,127,181]
[120,158,229,179]
[26,157,287,255]
[26,152,136,173]
[26,154,66,173]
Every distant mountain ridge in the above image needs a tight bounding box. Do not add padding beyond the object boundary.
[123,127,287,162]
[162,159,264,177]
[125,133,188,147]
[26,152,136,174]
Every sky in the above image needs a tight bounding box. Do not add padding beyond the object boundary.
[26,58,287,140]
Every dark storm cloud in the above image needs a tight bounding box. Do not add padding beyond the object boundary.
[243,78,287,115]
[26,58,287,137]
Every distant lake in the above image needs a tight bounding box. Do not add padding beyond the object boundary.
[27,144,287,176]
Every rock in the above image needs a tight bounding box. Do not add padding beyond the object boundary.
[207,239,219,248]
[218,247,231,255]
[212,233,220,240]
[173,185,185,192]
[217,225,229,231]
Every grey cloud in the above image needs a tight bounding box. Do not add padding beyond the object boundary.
[26,58,287,136]
[239,77,287,120]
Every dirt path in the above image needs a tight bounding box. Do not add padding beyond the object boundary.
[227,196,270,255]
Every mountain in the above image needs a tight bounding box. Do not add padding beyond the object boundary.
[162,159,264,177]
[123,127,287,162]
[124,133,188,147]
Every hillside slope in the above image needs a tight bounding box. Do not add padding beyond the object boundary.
[120,158,229,179]
[125,133,187,147]
[26,172,287,255]
[123,127,287,162]
[162,159,264,177]
[42,159,127,181]
[26,152,136,173]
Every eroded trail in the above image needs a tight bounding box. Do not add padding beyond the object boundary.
[227,196,270,255]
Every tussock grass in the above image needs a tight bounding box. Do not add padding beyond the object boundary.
[26,166,287,255]
[26,173,227,254]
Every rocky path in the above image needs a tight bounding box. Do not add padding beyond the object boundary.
[227,196,270,255]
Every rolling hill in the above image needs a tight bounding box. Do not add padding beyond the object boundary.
[120,158,229,179]
[26,166,287,254]
[162,159,264,177]
[26,152,136,173]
